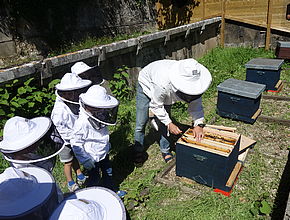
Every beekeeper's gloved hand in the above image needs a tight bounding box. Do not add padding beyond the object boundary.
[83,159,95,170]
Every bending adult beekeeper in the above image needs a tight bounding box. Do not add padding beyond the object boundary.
[133,58,212,163]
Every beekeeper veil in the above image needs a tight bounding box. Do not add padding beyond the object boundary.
[55,73,92,115]
[0,116,65,171]
[80,85,119,127]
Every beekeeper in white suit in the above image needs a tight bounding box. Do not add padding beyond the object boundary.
[0,166,59,219]
[0,116,64,172]
[51,73,92,192]
[50,186,127,220]
[133,58,212,163]
[71,61,104,85]
[71,85,126,198]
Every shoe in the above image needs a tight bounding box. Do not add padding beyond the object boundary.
[77,174,87,187]
[116,190,127,198]
[67,182,79,192]
[162,152,174,163]
[133,151,148,164]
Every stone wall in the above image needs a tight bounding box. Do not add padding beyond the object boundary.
[224,20,290,49]
[0,0,156,60]
[0,18,221,86]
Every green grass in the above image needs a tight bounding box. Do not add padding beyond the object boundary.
[1,46,289,219]
[48,31,152,57]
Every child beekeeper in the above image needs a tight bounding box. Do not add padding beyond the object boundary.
[71,85,126,198]
[51,73,92,192]
[0,116,64,173]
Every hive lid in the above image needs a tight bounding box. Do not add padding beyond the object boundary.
[277,41,290,48]
[217,78,266,99]
[245,58,284,70]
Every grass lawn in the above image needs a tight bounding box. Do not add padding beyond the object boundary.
[1,47,289,219]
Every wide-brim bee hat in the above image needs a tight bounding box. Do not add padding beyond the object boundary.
[169,59,212,95]
[50,187,126,220]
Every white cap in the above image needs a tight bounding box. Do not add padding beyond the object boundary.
[50,187,126,220]
[0,167,55,218]
[0,116,51,153]
[169,59,212,95]
[80,85,119,108]
[55,73,92,91]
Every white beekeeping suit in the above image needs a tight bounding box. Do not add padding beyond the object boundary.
[71,85,119,169]
[51,73,92,145]
[138,59,211,127]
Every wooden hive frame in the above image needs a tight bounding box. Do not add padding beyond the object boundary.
[178,126,240,157]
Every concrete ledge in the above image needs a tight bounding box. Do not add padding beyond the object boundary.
[0,17,221,85]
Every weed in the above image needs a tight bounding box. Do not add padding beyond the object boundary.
[109,65,134,101]
[0,78,60,136]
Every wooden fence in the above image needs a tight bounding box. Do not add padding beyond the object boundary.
[156,0,290,49]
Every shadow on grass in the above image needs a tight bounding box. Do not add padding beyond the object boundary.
[110,112,191,188]
[271,151,290,219]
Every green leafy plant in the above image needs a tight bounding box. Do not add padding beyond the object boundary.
[250,193,272,216]
[109,65,134,101]
[0,77,60,136]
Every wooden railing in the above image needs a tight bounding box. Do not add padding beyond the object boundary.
[156,0,290,49]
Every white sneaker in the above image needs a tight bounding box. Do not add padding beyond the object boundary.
[77,175,87,187]
[67,182,79,192]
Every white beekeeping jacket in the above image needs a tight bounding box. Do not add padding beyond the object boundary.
[138,60,204,126]
[71,109,110,164]
[51,97,78,144]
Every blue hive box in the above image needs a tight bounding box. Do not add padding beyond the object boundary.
[176,127,241,192]
[245,58,284,91]
[217,78,265,124]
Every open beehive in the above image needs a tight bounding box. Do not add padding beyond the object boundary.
[176,126,241,192]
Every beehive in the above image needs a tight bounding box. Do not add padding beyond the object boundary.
[217,78,265,124]
[276,41,290,60]
[176,127,241,192]
[245,58,284,91]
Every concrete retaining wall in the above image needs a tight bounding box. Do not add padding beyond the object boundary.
[0,17,221,86]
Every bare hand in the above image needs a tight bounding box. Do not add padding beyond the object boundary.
[167,122,182,135]
[192,126,204,142]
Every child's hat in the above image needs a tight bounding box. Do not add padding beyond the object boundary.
[80,85,118,108]
[55,73,92,91]
[0,167,56,218]
[50,187,126,220]
[71,62,104,85]
[0,116,51,153]
[169,59,212,95]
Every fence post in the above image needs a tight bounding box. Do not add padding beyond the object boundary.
[265,0,273,50]
[203,0,206,19]
[220,0,226,47]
